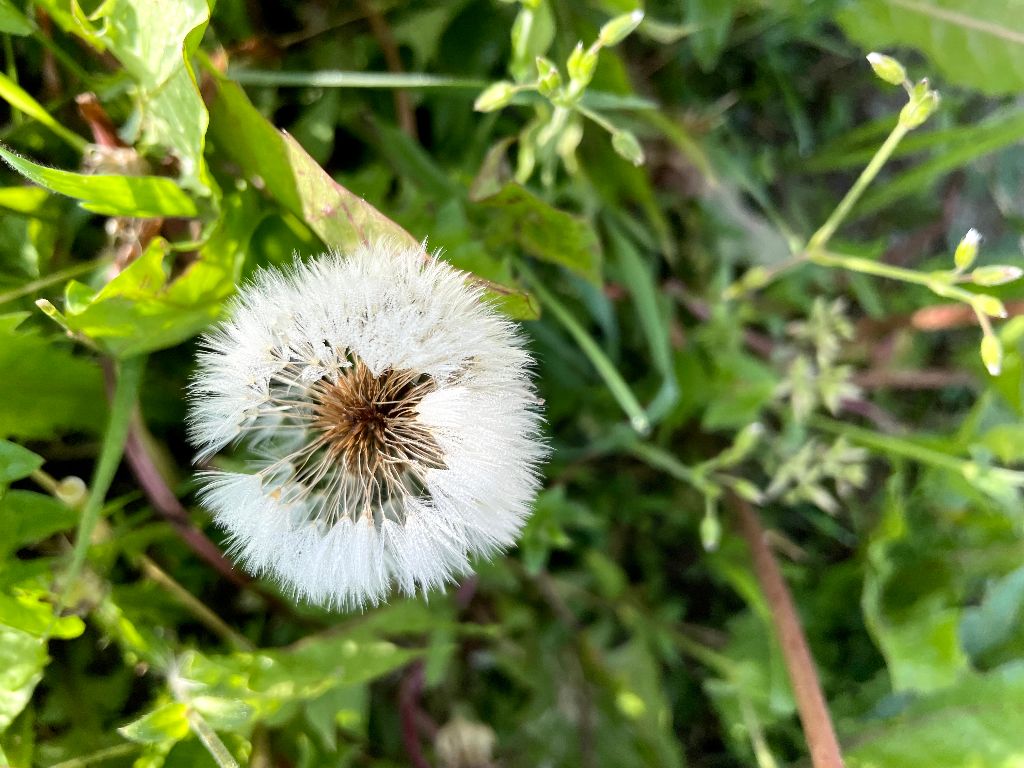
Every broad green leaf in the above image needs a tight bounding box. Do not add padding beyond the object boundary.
[0,0,32,35]
[51,191,258,357]
[687,0,737,71]
[0,490,78,559]
[178,635,423,731]
[0,627,47,732]
[119,703,190,745]
[837,0,1024,96]
[862,478,970,692]
[605,637,686,768]
[45,0,215,194]
[960,566,1024,659]
[847,664,1024,767]
[472,183,602,284]
[0,186,62,219]
[206,74,417,253]
[0,145,197,218]
[0,313,105,439]
[0,440,43,484]
[0,590,84,639]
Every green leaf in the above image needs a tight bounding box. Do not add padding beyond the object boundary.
[50,0,215,194]
[847,664,1024,767]
[53,191,258,357]
[862,478,970,693]
[836,0,1024,96]
[206,74,417,253]
[0,490,78,559]
[0,627,47,733]
[960,566,1024,659]
[0,0,32,35]
[0,145,197,218]
[687,0,737,71]
[0,186,62,219]
[0,313,106,439]
[0,590,84,639]
[119,703,190,745]
[179,635,423,731]
[472,183,602,283]
[0,440,43,484]
[605,637,686,768]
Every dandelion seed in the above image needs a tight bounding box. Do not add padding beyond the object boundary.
[188,241,546,610]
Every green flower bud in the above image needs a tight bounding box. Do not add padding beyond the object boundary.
[975,294,1008,318]
[611,130,644,166]
[567,42,598,88]
[700,504,721,552]
[954,228,980,271]
[981,333,1003,376]
[56,476,88,509]
[899,88,940,129]
[971,265,1023,286]
[535,56,561,96]
[474,81,515,112]
[866,52,907,86]
[598,9,644,47]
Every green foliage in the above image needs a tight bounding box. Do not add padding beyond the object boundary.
[838,0,1024,96]
[0,0,1022,766]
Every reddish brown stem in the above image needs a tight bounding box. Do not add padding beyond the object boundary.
[399,661,432,768]
[730,495,845,768]
[358,0,417,139]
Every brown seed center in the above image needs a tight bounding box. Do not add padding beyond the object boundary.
[311,360,445,488]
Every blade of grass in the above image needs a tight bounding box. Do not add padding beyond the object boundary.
[519,261,650,434]
[0,71,87,151]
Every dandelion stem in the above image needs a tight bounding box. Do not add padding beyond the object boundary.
[728,494,844,768]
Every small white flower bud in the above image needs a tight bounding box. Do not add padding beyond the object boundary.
[55,476,88,509]
[899,88,940,129]
[598,9,644,47]
[567,42,598,88]
[866,52,907,86]
[954,228,981,271]
[474,81,515,112]
[535,56,561,96]
[971,265,1023,286]
[436,716,496,768]
[981,333,1003,376]
[611,130,644,166]
[975,294,1008,318]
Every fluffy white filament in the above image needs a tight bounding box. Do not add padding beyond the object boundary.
[188,241,545,610]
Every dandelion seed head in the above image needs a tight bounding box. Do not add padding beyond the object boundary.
[188,241,546,610]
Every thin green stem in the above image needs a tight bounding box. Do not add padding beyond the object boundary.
[47,743,140,768]
[807,122,909,251]
[228,69,488,89]
[136,555,254,651]
[57,355,145,616]
[627,441,717,495]
[811,416,1024,486]
[808,249,983,306]
[520,262,650,434]
[0,257,109,306]
[185,709,240,768]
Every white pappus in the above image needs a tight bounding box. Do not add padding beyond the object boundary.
[188,241,546,610]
